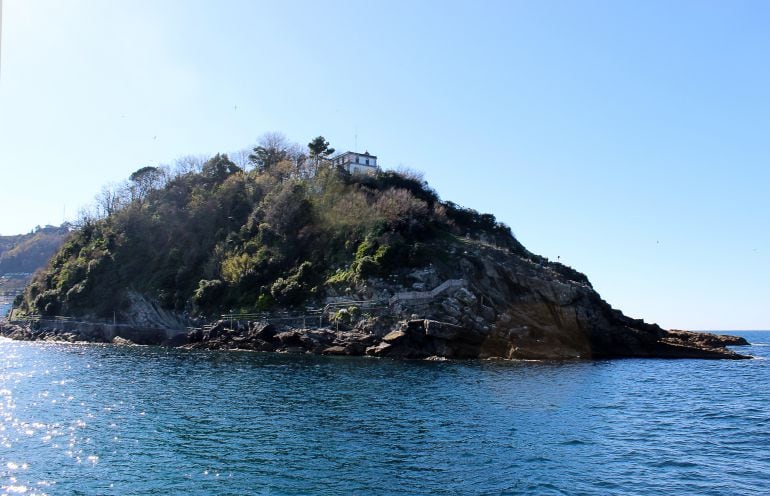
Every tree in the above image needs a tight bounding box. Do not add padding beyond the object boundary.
[229,148,252,171]
[249,132,291,172]
[201,154,242,183]
[307,136,335,166]
[95,183,127,218]
[129,166,164,201]
[174,154,206,175]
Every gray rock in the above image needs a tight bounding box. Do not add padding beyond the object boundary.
[424,320,464,340]
[112,336,135,346]
[322,346,348,355]
[383,330,406,343]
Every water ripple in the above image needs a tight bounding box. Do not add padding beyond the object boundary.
[0,333,769,494]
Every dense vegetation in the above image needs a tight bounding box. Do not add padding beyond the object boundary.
[18,136,527,319]
[0,225,71,274]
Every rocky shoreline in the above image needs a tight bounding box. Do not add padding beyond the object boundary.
[0,319,752,360]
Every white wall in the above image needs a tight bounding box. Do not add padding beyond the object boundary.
[348,163,377,175]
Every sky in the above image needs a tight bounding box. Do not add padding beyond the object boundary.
[0,0,768,330]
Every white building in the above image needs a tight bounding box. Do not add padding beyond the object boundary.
[331,151,379,175]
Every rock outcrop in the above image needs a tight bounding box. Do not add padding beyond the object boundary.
[336,240,752,360]
[178,320,378,355]
[115,311,747,360]
[0,320,172,345]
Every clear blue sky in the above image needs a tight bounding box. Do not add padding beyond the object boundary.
[1,0,768,330]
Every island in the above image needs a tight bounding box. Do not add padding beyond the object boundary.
[1,137,750,359]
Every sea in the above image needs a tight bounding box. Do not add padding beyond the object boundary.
[0,303,11,320]
[1,331,768,495]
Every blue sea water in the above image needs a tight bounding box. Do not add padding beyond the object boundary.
[0,302,11,319]
[1,332,768,495]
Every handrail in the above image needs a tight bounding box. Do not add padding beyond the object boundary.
[389,279,465,305]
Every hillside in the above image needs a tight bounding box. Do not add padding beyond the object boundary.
[11,146,748,359]
[0,225,71,275]
[18,153,525,317]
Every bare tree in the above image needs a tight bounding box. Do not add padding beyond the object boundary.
[94,183,128,218]
[260,132,290,153]
[248,132,291,173]
[229,148,252,171]
[174,154,207,176]
[74,205,98,228]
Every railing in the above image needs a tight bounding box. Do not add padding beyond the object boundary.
[9,313,41,324]
[323,299,388,313]
[5,279,468,334]
[6,314,189,338]
[389,279,465,306]
[218,300,393,331]
[219,308,327,330]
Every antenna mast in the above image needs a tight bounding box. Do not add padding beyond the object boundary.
[0,0,4,81]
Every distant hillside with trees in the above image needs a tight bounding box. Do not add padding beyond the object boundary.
[0,225,71,274]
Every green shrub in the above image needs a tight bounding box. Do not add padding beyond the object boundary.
[354,256,380,278]
[270,278,303,306]
[332,308,351,323]
[269,261,317,306]
[194,279,225,308]
[34,290,60,316]
[326,268,355,285]
[256,293,274,310]
[355,235,378,260]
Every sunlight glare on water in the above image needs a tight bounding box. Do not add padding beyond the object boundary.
[0,333,769,495]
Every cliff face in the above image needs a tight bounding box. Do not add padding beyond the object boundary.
[328,239,749,360]
[169,237,748,360]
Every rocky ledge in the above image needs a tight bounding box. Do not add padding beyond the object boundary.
[0,321,171,346]
[0,323,91,343]
[179,318,750,360]
[1,318,750,360]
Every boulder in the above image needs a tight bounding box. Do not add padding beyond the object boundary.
[112,336,135,346]
[366,342,392,356]
[163,333,190,347]
[322,346,348,356]
[383,330,406,343]
[250,323,276,341]
[424,320,464,340]
[275,331,303,347]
